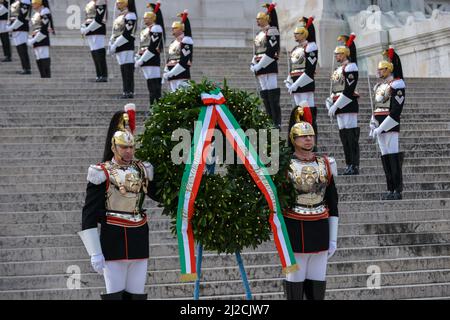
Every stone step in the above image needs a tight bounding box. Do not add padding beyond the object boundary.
[1,227,449,254]
[0,197,447,213]
[1,267,449,297]
[1,208,449,225]
[2,216,449,239]
[1,160,449,177]
[1,276,449,300]
[1,243,448,276]
[3,171,450,186]
[1,179,449,194]
[1,186,449,206]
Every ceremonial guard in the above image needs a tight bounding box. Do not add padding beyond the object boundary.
[251,2,281,128]
[81,0,108,82]
[79,104,159,300]
[284,102,339,300]
[6,0,31,74]
[370,47,405,200]
[285,16,319,147]
[162,9,192,92]
[28,0,53,78]
[109,0,137,99]
[326,34,360,175]
[0,0,12,62]
[135,1,165,105]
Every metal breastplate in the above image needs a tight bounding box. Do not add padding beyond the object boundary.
[112,14,125,40]
[254,30,267,55]
[31,11,40,31]
[331,66,345,93]
[287,157,330,220]
[84,0,95,23]
[168,39,181,62]
[290,46,306,74]
[104,161,147,215]
[140,27,150,48]
[374,82,391,113]
[10,0,19,18]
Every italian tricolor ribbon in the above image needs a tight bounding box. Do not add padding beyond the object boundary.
[176,89,298,282]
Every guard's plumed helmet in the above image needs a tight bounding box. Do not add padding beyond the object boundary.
[379,46,403,79]
[103,104,136,161]
[295,16,315,41]
[289,101,315,145]
[257,3,278,28]
[144,1,161,22]
[334,33,357,63]
[172,9,191,38]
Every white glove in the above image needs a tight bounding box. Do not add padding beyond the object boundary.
[328,240,337,259]
[325,97,333,111]
[135,59,143,68]
[288,83,299,94]
[109,44,117,55]
[80,26,87,35]
[163,72,170,81]
[328,104,338,118]
[372,127,382,139]
[250,64,257,73]
[27,39,34,47]
[90,253,105,274]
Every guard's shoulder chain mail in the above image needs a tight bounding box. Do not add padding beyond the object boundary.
[285,156,331,221]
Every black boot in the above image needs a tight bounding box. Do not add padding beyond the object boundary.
[381,154,394,200]
[310,107,318,151]
[304,280,326,300]
[339,129,352,175]
[36,59,44,77]
[119,64,128,98]
[389,153,403,200]
[284,280,304,300]
[0,32,12,61]
[125,63,135,98]
[348,127,360,175]
[16,43,31,74]
[147,78,162,106]
[260,90,271,120]
[267,88,281,129]
[98,48,108,81]
[101,290,126,300]
[40,58,51,78]
[91,49,102,81]
[123,291,148,300]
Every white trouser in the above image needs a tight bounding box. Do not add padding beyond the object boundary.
[103,259,148,294]
[286,251,328,282]
[12,31,28,46]
[293,92,315,107]
[86,35,105,51]
[336,113,358,130]
[115,50,134,65]
[257,73,278,90]
[169,79,187,92]
[0,21,7,33]
[33,46,49,60]
[377,131,399,156]
[142,66,160,80]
